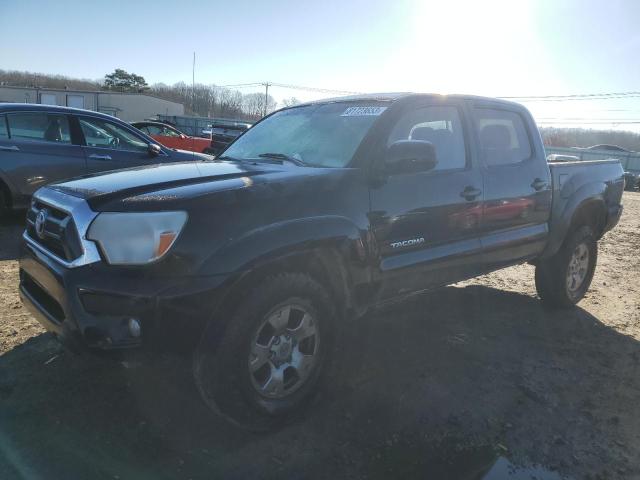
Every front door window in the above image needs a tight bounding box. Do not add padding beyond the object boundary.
[79,117,148,152]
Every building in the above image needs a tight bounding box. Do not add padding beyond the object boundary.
[0,86,184,122]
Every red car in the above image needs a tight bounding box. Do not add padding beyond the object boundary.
[132,121,213,154]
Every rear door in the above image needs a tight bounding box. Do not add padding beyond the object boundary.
[0,111,86,204]
[369,101,485,301]
[75,115,161,173]
[471,102,552,267]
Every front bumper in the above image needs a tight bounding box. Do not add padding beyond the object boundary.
[19,239,229,352]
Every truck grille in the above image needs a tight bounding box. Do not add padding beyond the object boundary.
[26,200,83,262]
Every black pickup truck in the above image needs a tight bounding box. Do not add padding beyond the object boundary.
[19,93,624,428]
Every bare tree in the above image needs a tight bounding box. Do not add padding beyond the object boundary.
[0,69,282,120]
[540,127,640,151]
[281,97,301,108]
[0,69,100,90]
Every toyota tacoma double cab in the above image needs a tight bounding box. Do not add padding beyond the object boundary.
[19,94,624,429]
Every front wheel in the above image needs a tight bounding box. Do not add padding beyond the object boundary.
[193,273,334,430]
[535,225,597,308]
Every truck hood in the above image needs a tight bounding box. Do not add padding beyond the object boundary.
[47,160,284,210]
[170,149,213,161]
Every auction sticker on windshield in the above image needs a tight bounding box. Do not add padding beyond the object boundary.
[341,106,387,116]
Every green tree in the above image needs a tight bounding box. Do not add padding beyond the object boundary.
[103,69,149,92]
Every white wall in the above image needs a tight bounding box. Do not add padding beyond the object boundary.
[0,86,184,121]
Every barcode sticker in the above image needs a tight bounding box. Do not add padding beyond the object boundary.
[341,106,387,117]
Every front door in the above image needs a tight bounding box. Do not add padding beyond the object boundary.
[141,124,189,151]
[369,102,485,302]
[75,115,158,173]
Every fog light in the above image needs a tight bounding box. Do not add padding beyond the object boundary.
[128,318,142,338]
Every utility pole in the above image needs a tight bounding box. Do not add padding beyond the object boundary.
[192,51,196,114]
[263,82,270,117]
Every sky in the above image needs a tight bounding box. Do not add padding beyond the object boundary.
[1,0,640,129]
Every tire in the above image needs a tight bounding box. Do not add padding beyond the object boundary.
[535,225,597,308]
[193,272,335,430]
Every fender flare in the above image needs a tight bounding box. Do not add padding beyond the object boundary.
[201,214,367,303]
[202,215,365,273]
[541,181,607,259]
[193,216,368,348]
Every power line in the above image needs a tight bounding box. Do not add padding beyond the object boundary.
[214,81,361,95]
[503,91,640,99]
[537,120,640,125]
[536,117,640,121]
[269,82,362,95]
[189,81,640,127]
[216,82,264,88]
[207,83,640,103]
[503,91,640,102]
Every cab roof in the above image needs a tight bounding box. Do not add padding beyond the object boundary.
[299,92,524,109]
[0,103,123,121]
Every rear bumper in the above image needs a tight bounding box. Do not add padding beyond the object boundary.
[19,239,229,353]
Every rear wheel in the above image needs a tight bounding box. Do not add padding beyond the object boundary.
[535,225,597,308]
[193,272,334,430]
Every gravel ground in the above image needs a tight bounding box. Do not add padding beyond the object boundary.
[0,192,639,479]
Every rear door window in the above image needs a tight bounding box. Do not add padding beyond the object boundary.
[474,108,532,166]
[0,115,8,139]
[6,113,71,144]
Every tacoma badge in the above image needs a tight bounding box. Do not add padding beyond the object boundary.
[390,237,425,249]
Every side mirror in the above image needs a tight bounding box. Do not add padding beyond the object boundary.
[148,143,162,157]
[385,140,437,174]
[180,134,187,139]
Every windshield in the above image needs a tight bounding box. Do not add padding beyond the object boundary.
[222,102,388,167]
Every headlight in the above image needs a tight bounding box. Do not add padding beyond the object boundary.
[87,211,187,265]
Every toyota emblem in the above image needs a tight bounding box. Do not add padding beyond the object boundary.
[35,209,48,240]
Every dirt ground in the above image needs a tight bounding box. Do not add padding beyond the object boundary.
[1,192,639,480]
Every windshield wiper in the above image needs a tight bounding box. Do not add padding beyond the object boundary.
[258,152,306,166]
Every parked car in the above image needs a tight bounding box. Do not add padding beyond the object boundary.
[19,93,624,430]
[0,104,212,215]
[131,121,214,154]
[624,171,639,191]
[206,123,250,156]
[586,144,632,153]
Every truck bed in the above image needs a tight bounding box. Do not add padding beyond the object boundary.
[544,159,624,257]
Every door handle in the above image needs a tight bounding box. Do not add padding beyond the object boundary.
[460,186,482,201]
[0,145,20,152]
[89,154,112,161]
[531,178,548,191]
